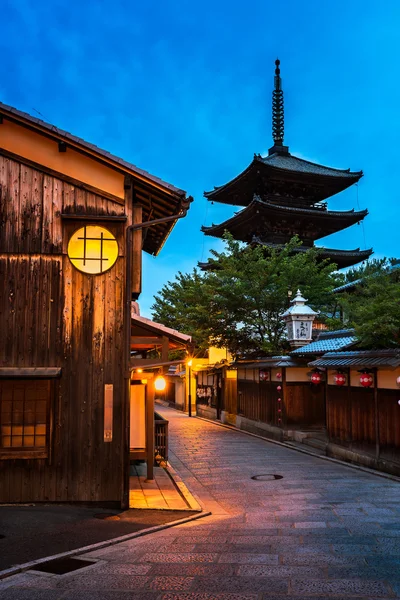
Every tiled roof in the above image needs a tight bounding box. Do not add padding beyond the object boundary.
[235,356,302,368]
[259,152,362,178]
[291,329,356,355]
[0,101,187,197]
[131,314,191,344]
[310,350,400,368]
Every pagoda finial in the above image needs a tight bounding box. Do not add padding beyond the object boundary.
[272,58,284,146]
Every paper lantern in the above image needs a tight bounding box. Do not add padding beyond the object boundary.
[334,373,346,386]
[396,376,400,387]
[310,371,322,385]
[360,373,373,388]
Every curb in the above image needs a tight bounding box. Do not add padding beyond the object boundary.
[164,460,203,512]
[195,415,400,484]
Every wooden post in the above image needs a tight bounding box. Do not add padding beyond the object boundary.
[132,203,143,299]
[374,368,380,460]
[145,376,155,481]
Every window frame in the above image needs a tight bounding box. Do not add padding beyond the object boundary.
[0,378,54,460]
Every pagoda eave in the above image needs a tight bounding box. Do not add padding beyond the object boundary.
[201,198,368,244]
[204,155,362,206]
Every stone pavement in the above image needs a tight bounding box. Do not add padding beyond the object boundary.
[130,464,191,510]
[1,405,400,599]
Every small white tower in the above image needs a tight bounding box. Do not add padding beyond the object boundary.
[282,289,318,348]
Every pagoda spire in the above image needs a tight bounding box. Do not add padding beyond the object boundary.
[269,59,289,155]
[272,59,284,145]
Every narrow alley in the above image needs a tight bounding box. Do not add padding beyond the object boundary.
[1,406,400,599]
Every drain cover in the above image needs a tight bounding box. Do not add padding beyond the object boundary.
[251,474,283,481]
[29,557,96,575]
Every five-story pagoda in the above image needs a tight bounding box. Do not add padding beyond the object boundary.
[200,60,372,270]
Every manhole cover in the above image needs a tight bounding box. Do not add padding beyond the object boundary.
[251,474,283,481]
[29,557,96,575]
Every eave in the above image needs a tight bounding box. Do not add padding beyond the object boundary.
[0,101,192,256]
[204,154,362,206]
[201,198,368,244]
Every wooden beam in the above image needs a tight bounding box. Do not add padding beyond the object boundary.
[145,377,155,481]
[131,336,165,345]
[0,367,61,378]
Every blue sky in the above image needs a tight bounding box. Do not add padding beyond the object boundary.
[1,1,399,316]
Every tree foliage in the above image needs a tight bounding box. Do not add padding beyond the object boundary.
[340,259,400,348]
[151,236,341,356]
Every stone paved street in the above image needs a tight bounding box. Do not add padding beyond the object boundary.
[1,405,400,599]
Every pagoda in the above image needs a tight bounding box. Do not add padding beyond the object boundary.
[200,60,372,269]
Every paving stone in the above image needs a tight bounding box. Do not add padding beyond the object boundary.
[161,594,259,600]
[237,564,326,578]
[191,576,287,594]
[281,553,367,566]
[149,577,194,590]
[291,578,391,596]
[62,593,160,600]
[55,575,149,590]
[148,563,236,576]
[139,553,218,563]
[0,591,64,600]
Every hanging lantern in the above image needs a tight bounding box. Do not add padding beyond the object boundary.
[334,372,346,386]
[310,371,322,385]
[277,385,282,391]
[396,376,400,387]
[276,372,282,379]
[360,372,373,388]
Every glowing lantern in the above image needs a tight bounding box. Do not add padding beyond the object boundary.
[360,373,373,388]
[334,372,346,386]
[282,289,318,348]
[276,373,282,379]
[154,375,166,391]
[396,376,400,387]
[310,371,322,385]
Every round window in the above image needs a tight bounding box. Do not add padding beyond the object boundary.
[67,225,118,274]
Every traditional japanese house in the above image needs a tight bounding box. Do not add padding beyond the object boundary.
[309,350,400,476]
[200,60,372,270]
[0,102,191,506]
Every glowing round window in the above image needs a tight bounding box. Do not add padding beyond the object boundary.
[67,226,118,274]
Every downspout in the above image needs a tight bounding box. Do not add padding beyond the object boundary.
[122,199,192,508]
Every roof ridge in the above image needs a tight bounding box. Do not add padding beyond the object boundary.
[0,100,186,197]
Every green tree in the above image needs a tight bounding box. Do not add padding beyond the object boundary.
[341,262,400,348]
[151,235,341,356]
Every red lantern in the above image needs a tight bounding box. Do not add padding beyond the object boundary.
[334,373,346,386]
[360,372,373,388]
[311,371,322,384]
[276,372,282,379]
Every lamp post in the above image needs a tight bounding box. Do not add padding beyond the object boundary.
[187,359,193,417]
[186,341,196,418]
[282,289,318,349]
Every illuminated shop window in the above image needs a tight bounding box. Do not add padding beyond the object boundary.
[67,226,118,274]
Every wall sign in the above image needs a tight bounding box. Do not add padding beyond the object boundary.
[104,384,113,442]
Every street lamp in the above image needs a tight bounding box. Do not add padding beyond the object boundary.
[187,358,193,417]
[282,289,318,349]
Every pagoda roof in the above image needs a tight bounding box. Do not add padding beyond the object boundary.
[198,245,372,271]
[204,152,363,206]
[201,197,368,245]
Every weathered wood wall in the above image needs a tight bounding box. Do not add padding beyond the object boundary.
[0,154,127,503]
[327,384,400,465]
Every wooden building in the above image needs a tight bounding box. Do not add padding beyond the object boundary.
[0,102,191,505]
[200,59,372,271]
[310,350,400,476]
